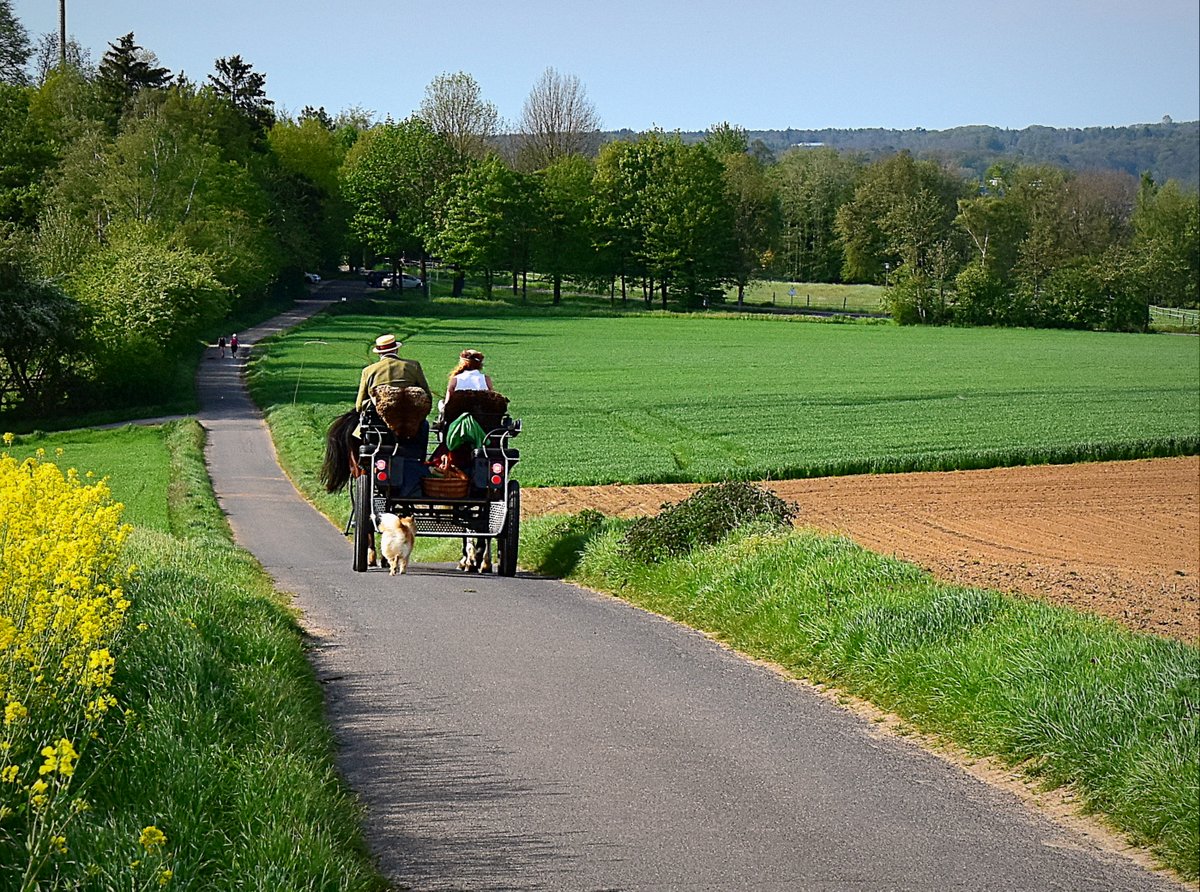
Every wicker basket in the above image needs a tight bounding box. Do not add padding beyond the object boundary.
[421,475,469,499]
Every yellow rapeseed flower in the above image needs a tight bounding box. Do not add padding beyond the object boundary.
[139,825,166,851]
[39,744,59,775]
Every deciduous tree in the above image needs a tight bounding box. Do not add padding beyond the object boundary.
[340,118,459,287]
[719,151,779,306]
[515,67,599,171]
[1132,176,1199,308]
[0,83,55,227]
[532,155,594,304]
[0,225,84,412]
[419,71,500,162]
[771,148,861,283]
[433,155,533,298]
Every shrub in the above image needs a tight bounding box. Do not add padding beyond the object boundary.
[621,481,798,562]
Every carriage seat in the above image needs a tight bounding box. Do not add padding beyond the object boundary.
[438,389,510,434]
[360,386,432,460]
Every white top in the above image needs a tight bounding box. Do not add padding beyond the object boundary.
[453,369,489,391]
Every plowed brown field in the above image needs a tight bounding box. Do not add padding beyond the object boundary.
[525,457,1200,645]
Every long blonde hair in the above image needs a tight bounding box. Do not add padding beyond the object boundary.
[448,349,484,382]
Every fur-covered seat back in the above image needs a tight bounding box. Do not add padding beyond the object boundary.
[371,385,432,439]
[444,389,509,432]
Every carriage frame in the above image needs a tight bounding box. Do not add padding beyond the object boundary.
[348,411,522,575]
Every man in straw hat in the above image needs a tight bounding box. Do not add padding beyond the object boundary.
[355,333,432,412]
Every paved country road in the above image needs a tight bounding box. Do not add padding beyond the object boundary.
[198,282,1181,891]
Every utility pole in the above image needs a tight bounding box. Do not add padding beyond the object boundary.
[58,0,66,67]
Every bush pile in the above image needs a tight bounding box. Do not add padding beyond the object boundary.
[621,482,798,562]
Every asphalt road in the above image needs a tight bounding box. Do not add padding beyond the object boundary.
[197,282,1179,891]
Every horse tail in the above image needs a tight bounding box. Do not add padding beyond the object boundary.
[320,410,359,493]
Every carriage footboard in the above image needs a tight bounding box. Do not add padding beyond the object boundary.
[374,496,509,538]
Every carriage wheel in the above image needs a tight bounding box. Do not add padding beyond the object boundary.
[352,474,372,572]
[497,481,520,577]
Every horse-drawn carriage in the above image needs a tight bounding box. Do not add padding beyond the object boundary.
[322,388,522,575]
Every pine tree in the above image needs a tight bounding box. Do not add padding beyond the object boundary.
[208,55,274,133]
[96,32,170,126]
[0,0,31,85]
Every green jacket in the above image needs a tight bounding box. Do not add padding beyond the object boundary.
[355,356,432,411]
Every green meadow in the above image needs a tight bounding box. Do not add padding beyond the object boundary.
[248,298,1200,488]
[722,280,886,312]
[5,425,173,531]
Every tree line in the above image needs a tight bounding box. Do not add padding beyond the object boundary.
[0,7,358,417]
[642,121,1200,190]
[346,101,1198,333]
[1,1,1197,418]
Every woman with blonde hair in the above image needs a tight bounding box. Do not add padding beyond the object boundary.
[444,349,493,403]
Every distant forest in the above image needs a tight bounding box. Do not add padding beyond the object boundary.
[608,120,1200,189]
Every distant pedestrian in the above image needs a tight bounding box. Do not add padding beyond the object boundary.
[217,335,227,357]
[230,333,239,358]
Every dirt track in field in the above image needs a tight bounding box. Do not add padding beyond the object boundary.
[525,457,1200,645]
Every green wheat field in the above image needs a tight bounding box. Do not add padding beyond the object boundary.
[249,300,1200,487]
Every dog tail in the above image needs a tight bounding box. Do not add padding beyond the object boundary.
[378,512,401,531]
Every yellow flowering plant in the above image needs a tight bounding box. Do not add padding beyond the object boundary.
[0,445,135,886]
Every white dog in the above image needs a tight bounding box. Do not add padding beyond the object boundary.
[377,513,416,576]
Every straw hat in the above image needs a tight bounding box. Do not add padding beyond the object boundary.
[373,334,401,354]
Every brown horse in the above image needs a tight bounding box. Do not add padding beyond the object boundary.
[322,409,382,563]
[320,410,360,494]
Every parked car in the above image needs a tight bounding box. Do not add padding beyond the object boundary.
[364,270,388,287]
[304,272,321,283]
[380,273,424,290]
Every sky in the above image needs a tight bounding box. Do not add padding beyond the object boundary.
[10,0,1200,133]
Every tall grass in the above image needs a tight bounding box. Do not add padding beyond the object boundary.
[521,513,1200,880]
[1,423,384,889]
[249,301,1200,487]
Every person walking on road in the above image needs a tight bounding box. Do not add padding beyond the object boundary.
[230,333,239,358]
[217,335,227,358]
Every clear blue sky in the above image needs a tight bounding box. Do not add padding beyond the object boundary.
[11,0,1200,132]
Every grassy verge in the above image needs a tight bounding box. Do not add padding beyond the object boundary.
[3,422,384,889]
[521,511,1200,880]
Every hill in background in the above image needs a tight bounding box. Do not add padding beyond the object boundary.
[606,120,1199,187]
